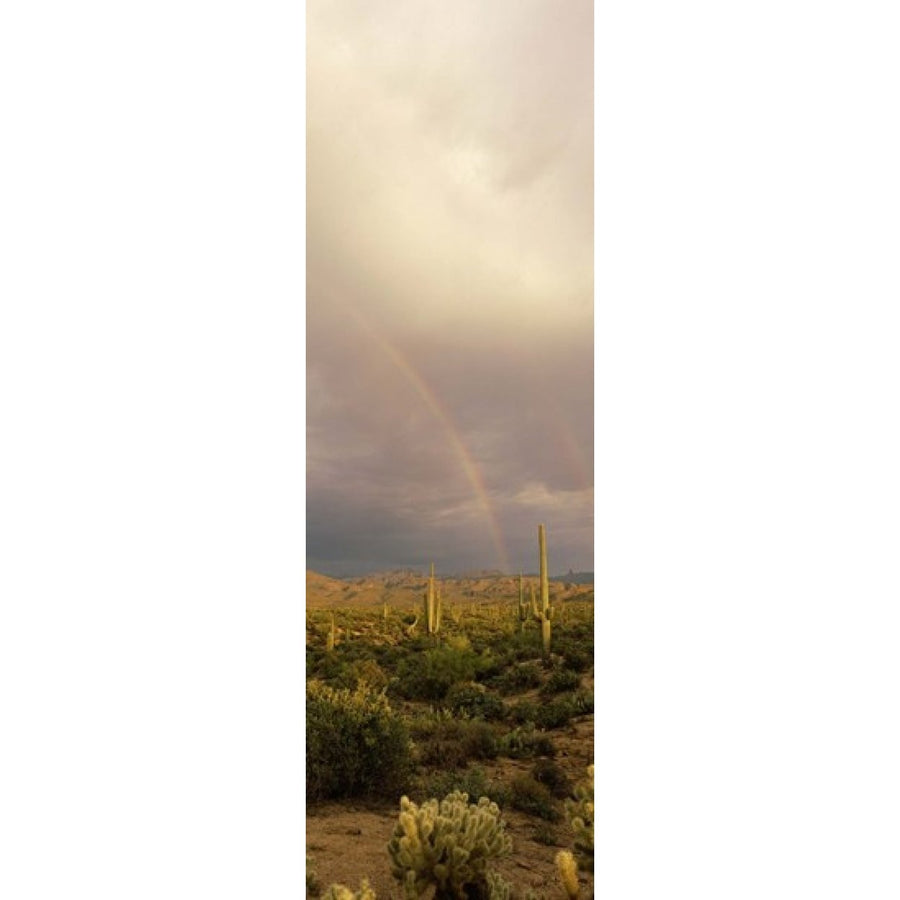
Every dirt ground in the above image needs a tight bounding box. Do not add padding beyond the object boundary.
[306,717,593,899]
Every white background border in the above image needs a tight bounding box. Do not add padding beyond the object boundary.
[2,1,899,896]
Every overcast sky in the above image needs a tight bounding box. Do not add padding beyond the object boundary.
[307,0,593,576]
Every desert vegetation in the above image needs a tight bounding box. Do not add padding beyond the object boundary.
[307,526,594,899]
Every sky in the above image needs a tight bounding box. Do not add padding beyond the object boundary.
[307,0,593,577]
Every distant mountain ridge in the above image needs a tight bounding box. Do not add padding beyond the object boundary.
[305,569,593,610]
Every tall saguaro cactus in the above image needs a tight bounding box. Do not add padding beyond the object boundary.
[517,573,529,632]
[531,524,554,655]
[424,563,442,635]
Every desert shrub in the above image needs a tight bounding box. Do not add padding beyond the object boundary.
[387,791,512,900]
[533,693,592,730]
[497,725,556,759]
[531,822,560,846]
[348,658,389,691]
[531,759,572,799]
[571,688,594,715]
[507,700,540,726]
[411,715,500,768]
[472,651,506,683]
[558,645,592,673]
[539,667,580,696]
[306,680,412,801]
[414,767,510,809]
[395,646,480,701]
[444,682,506,720]
[307,651,351,685]
[509,774,561,822]
[493,629,544,663]
[490,660,543,695]
[444,634,472,652]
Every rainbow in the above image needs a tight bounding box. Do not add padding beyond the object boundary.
[338,302,511,573]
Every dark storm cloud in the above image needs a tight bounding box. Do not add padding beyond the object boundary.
[307,0,593,575]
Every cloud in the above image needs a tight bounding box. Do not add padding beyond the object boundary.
[307,0,593,574]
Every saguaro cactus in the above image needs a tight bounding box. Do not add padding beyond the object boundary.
[325,612,336,652]
[516,573,529,632]
[423,563,442,635]
[531,524,554,656]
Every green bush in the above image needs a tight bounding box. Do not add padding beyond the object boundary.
[491,629,544,663]
[306,680,412,800]
[571,689,594,715]
[413,767,510,809]
[497,725,556,759]
[395,646,480,701]
[559,645,592,673]
[532,759,572,799]
[349,658,389,691]
[539,667,580,696]
[507,700,540,726]
[531,822,560,846]
[411,715,500,768]
[509,774,561,822]
[490,660,543,695]
[444,682,506,720]
[532,692,593,730]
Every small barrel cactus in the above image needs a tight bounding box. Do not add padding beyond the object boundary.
[387,791,512,900]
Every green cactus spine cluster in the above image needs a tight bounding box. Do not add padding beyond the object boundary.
[424,563,443,635]
[387,791,512,900]
[564,764,594,864]
[530,524,554,656]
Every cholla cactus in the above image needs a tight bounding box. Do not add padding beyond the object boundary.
[555,850,579,899]
[387,791,512,900]
[485,871,512,900]
[322,880,375,900]
[564,765,594,862]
